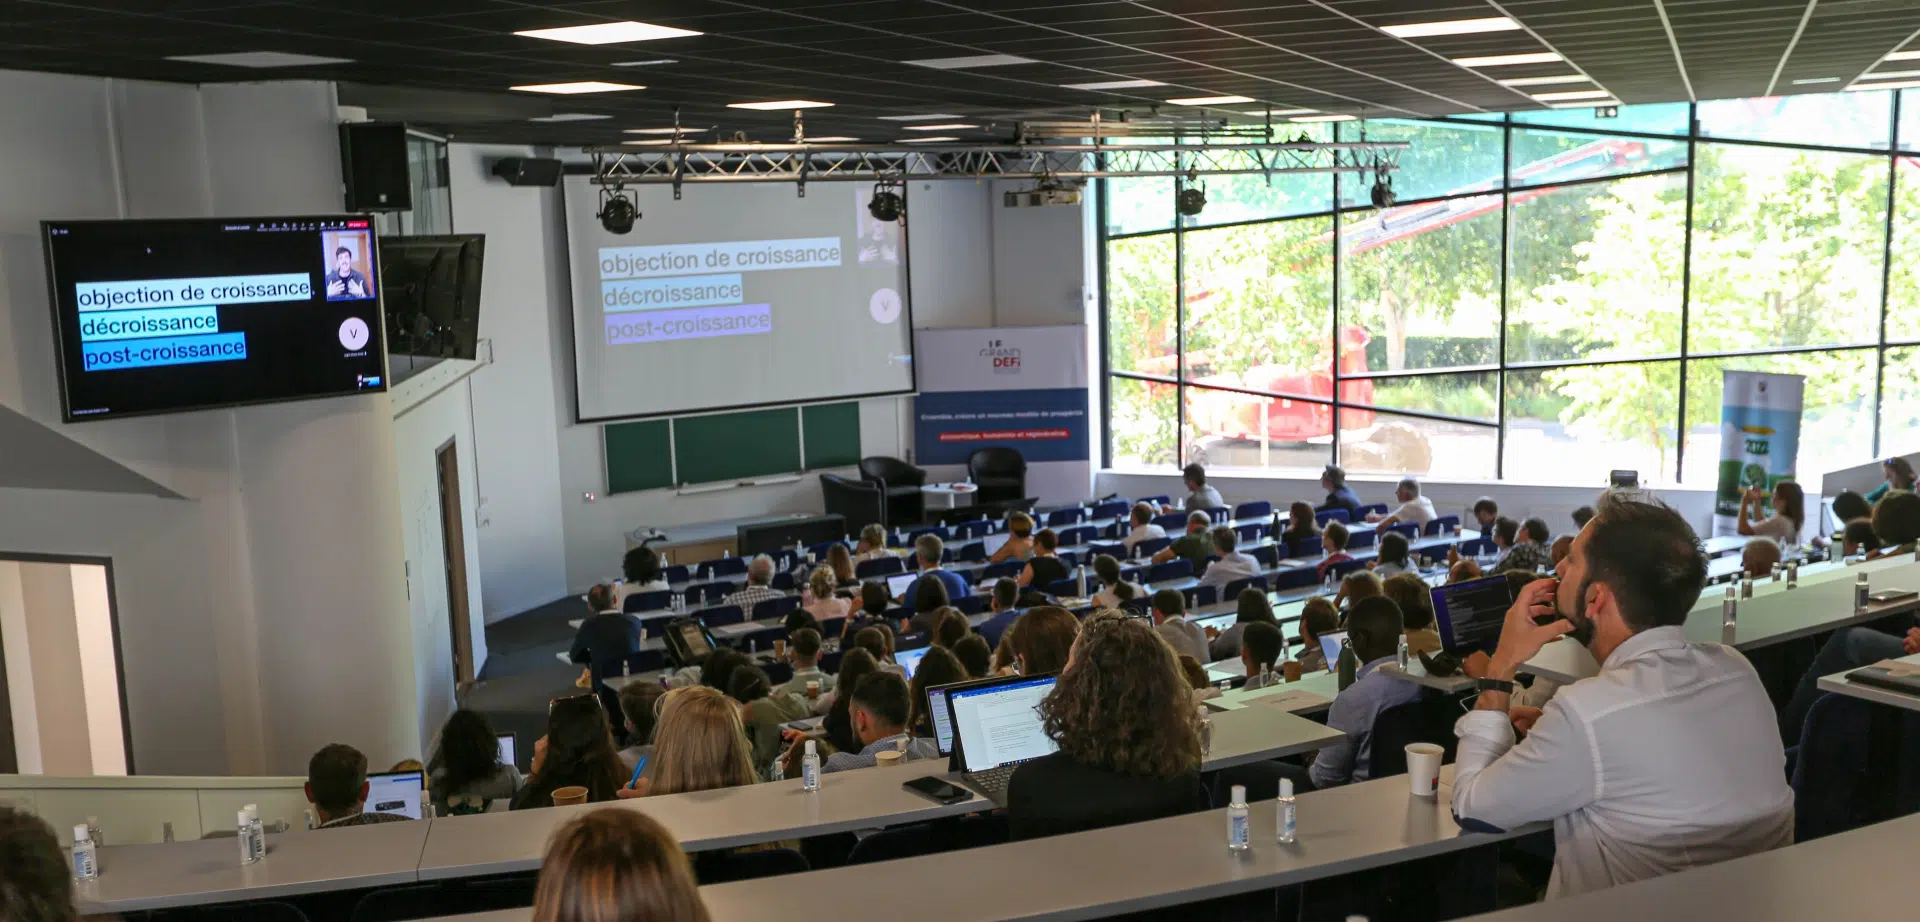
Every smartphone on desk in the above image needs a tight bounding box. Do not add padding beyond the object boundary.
[903,775,975,805]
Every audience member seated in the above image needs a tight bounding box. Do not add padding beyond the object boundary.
[570,583,640,687]
[953,633,993,678]
[1150,511,1215,568]
[907,575,951,634]
[1179,654,1220,702]
[0,805,77,922]
[776,628,834,700]
[1571,505,1595,531]
[1382,572,1443,657]
[697,647,751,696]
[822,649,879,753]
[1336,569,1383,613]
[1121,502,1166,551]
[307,743,411,828]
[1866,490,1920,558]
[532,809,711,922]
[1491,517,1551,574]
[1550,534,1574,570]
[851,626,902,677]
[930,608,969,649]
[1368,477,1436,532]
[512,695,628,809]
[846,581,891,641]
[1472,497,1499,534]
[908,646,969,738]
[1449,559,1484,584]
[1840,518,1879,557]
[977,578,1024,649]
[1279,500,1321,546]
[1832,489,1872,529]
[1195,525,1257,591]
[1018,528,1072,588]
[1317,464,1364,517]
[853,523,895,562]
[1372,531,1412,577]
[1150,587,1206,663]
[723,555,784,611]
[1450,493,1793,898]
[1866,456,1917,504]
[732,665,809,778]
[1737,480,1805,546]
[623,686,759,797]
[1741,537,1783,579]
[618,682,665,771]
[1239,622,1286,689]
[1207,586,1277,661]
[1317,520,1354,581]
[901,534,970,602]
[994,605,1080,675]
[1162,462,1224,514]
[993,511,1037,563]
[429,709,525,816]
[1091,554,1145,609]
[1296,598,1338,673]
[1007,612,1206,840]
[616,546,671,609]
[826,544,861,589]
[806,672,938,773]
[803,567,850,622]
[1306,597,1419,790]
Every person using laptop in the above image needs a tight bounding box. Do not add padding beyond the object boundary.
[976,578,1024,649]
[428,709,525,816]
[1306,597,1419,788]
[1296,598,1338,673]
[899,534,970,604]
[991,512,1037,563]
[908,646,968,740]
[307,743,410,829]
[1149,587,1206,663]
[809,671,938,773]
[1006,612,1206,840]
[1149,511,1213,569]
[1449,494,1793,898]
[1195,526,1257,591]
[1120,502,1166,552]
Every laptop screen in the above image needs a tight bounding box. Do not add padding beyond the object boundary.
[948,676,1059,773]
[1317,631,1346,674]
[895,646,930,678]
[364,771,423,820]
[496,733,516,768]
[927,686,956,754]
[886,572,917,598]
[981,532,1011,558]
[1432,575,1515,654]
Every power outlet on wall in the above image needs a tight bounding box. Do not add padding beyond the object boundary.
[582,491,597,503]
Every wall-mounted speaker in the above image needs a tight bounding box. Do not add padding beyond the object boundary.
[491,157,565,187]
[339,122,412,212]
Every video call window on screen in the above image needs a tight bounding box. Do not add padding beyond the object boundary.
[323,229,376,301]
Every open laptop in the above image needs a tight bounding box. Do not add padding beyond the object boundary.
[895,645,930,678]
[924,680,965,756]
[1431,575,1516,655]
[495,733,516,769]
[1317,630,1346,674]
[945,674,1059,805]
[980,532,1012,558]
[364,770,424,820]
[886,572,918,598]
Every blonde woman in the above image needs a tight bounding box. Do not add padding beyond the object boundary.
[803,566,851,621]
[531,810,710,922]
[991,511,1037,563]
[852,523,894,562]
[618,686,759,797]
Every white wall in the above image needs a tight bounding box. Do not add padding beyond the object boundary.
[0,561,124,776]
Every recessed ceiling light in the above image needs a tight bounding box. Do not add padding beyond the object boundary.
[1497,75,1590,87]
[902,54,1036,69]
[1547,98,1622,109]
[878,114,962,121]
[1381,17,1520,39]
[514,21,701,45]
[1857,70,1920,81]
[903,123,977,131]
[1887,50,1920,62]
[899,136,959,143]
[1249,108,1319,117]
[1291,114,1356,122]
[1530,89,1611,102]
[165,51,352,68]
[1167,95,1256,106]
[1791,77,1841,85]
[1451,52,1563,68]
[727,99,834,110]
[611,59,678,67]
[624,127,695,134]
[1061,78,1167,90]
[529,113,612,122]
[1847,80,1920,91]
[804,137,860,142]
[511,81,645,95]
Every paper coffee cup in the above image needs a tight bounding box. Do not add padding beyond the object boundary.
[1405,743,1443,797]
[874,750,904,768]
[773,639,787,658]
[551,785,589,806]
[806,679,821,698]
[1282,661,1302,682]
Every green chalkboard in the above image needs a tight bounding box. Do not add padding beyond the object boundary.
[674,408,802,485]
[803,402,861,469]
[604,419,672,494]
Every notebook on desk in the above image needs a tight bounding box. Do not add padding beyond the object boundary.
[944,674,1059,806]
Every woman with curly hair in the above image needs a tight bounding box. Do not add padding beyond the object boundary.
[1004,612,1206,840]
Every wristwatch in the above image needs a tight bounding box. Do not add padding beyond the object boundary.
[1474,677,1515,695]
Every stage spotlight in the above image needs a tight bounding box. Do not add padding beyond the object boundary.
[598,187,639,234]
[868,183,905,222]
[1369,164,1396,209]
[1175,180,1207,218]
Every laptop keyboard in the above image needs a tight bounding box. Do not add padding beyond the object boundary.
[965,763,1017,795]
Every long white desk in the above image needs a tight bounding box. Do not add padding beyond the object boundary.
[1817,650,1920,713]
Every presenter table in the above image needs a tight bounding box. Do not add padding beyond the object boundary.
[920,482,978,509]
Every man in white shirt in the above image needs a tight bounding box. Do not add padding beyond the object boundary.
[1120,502,1166,551]
[1449,494,1793,899]
[723,555,784,613]
[1369,477,1436,533]
[1149,588,1206,663]
[1195,526,1258,591]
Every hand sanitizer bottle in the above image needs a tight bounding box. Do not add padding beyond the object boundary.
[72,825,98,881]
[238,810,259,865]
[1227,785,1250,852]
[1857,572,1871,615]
[1276,778,1297,844]
[246,805,265,862]
[801,740,821,793]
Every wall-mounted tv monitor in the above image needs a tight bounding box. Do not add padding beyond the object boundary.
[42,215,389,422]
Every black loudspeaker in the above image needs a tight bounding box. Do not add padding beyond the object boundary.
[339,122,412,212]
[491,157,565,187]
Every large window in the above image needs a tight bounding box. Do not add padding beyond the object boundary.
[1102,90,1920,485]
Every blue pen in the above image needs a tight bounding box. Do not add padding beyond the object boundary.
[628,755,648,789]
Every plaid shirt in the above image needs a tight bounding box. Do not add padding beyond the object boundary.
[1492,541,1552,575]
[724,583,784,614]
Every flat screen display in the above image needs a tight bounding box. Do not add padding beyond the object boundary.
[42,216,388,421]
[1432,575,1516,655]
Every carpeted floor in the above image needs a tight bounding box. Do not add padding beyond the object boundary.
[463,595,596,769]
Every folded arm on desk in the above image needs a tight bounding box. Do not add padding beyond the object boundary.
[1450,700,1595,833]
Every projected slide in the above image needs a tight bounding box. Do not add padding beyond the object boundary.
[566,181,914,421]
[43,217,388,421]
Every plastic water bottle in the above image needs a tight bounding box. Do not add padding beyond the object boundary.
[1771,562,1783,583]
[238,810,259,865]
[71,824,98,882]
[1787,560,1799,589]
[162,821,175,844]
[1857,572,1871,615]
[1075,565,1088,598]
[622,658,632,678]
[770,756,786,782]
[1196,705,1213,755]
[1740,578,1753,599]
[1722,586,1738,644]
[1260,662,1275,687]
[1276,778,1297,844]
[85,816,103,849]
[1396,634,1409,670]
[1226,784,1250,852]
[245,805,265,861]
[801,740,821,793]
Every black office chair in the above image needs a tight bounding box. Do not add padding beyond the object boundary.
[154,902,311,922]
[820,473,884,529]
[693,847,810,883]
[966,447,1027,506]
[858,456,928,527]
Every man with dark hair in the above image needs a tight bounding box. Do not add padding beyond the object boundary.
[1308,597,1417,789]
[775,627,834,702]
[1162,462,1224,514]
[1196,525,1258,590]
[1150,511,1214,569]
[1492,517,1551,574]
[1571,506,1596,531]
[977,577,1024,649]
[569,584,639,724]
[326,244,371,300]
[1239,621,1286,689]
[0,805,75,922]
[307,743,408,828]
[823,672,935,771]
[1472,497,1499,532]
[1316,464,1364,517]
[1150,587,1205,663]
[1522,517,1551,545]
[1450,494,1792,899]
